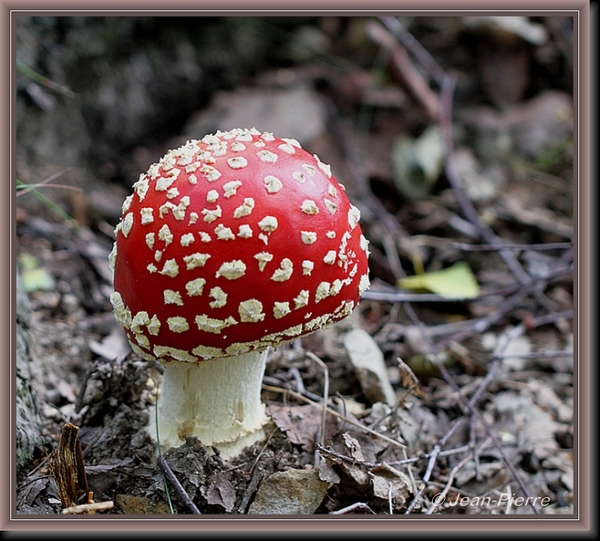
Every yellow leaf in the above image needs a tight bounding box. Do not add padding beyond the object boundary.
[19,254,55,292]
[397,262,479,299]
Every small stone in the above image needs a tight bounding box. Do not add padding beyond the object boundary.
[248,467,328,514]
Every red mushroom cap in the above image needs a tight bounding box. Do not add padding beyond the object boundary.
[110,128,370,363]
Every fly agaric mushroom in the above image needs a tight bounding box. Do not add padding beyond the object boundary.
[109,128,370,457]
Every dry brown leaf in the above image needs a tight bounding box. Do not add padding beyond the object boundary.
[202,471,236,512]
[267,403,335,452]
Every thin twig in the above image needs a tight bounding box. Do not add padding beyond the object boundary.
[248,426,278,476]
[366,19,440,121]
[156,455,201,515]
[425,437,493,514]
[289,366,307,395]
[262,373,323,403]
[330,502,376,515]
[404,442,443,514]
[378,16,446,86]
[469,416,482,481]
[493,349,573,360]
[449,241,573,252]
[237,465,264,514]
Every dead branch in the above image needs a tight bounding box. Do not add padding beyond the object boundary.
[366,20,441,122]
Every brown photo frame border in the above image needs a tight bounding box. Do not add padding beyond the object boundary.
[2,1,592,535]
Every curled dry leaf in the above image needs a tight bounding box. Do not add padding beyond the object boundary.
[397,357,428,398]
[369,463,413,511]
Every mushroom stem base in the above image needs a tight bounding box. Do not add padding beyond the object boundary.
[150,350,269,457]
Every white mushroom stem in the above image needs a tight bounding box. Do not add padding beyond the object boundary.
[151,350,269,458]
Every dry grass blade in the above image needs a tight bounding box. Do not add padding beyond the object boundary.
[304,350,330,465]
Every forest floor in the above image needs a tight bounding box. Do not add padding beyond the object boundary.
[14,15,575,520]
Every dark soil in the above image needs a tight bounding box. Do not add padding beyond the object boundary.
[14,15,575,520]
